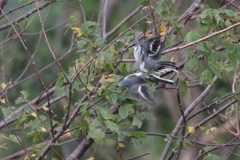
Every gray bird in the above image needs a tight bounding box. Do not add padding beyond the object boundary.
[129,36,177,74]
[117,72,174,106]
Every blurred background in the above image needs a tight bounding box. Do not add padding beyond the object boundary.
[0,0,240,159]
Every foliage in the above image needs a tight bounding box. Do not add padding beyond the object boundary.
[0,0,240,160]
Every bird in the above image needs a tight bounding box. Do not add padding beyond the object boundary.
[117,72,174,106]
[128,36,178,74]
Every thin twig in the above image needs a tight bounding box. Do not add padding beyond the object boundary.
[102,0,108,38]
[175,91,186,160]
[0,1,57,31]
[1,134,69,160]
[163,21,240,54]
[36,83,101,160]
[160,76,217,160]
[185,100,237,138]
[35,0,70,83]
[126,152,151,160]
[187,91,240,121]
[104,5,145,39]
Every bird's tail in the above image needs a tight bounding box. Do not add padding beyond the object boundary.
[157,61,177,68]
[145,74,175,85]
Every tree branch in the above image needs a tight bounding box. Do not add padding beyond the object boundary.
[104,4,145,39]
[160,76,218,160]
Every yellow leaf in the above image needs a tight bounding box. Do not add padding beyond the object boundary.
[106,78,115,83]
[108,74,116,77]
[87,86,94,91]
[74,59,79,63]
[0,99,6,104]
[80,60,86,65]
[142,6,148,10]
[1,83,7,89]
[42,106,49,111]
[31,154,36,157]
[145,34,153,38]
[100,75,107,84]
[65,129,72,136]
[40,127,47,132]
[206,127,217,135]
[118,143,125,148]
[31,112,37,117]
[170,57,174,62]
[71,27,83,37]
[146,20,152,24]
[23,156,29,160]
[159,23,167,36]
[66,132,71,137]
[188,126,195,133]
[199,126,206,131]
[100,74,116,85]
[206,129,210,135]
[86,157,94,160]
[210,127,217,132]
[24,154,36,160]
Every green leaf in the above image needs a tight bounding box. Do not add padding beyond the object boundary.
[141,0,148,5]
[15,90,28,104]
[133,116,142,128]
[117,131,130,141]
[197,42,212,57]
[170,19,184,38]
[119,104,134,119]
[182,142,189,150]
[200,70,214,85]
[184,54,200,71]
[105,120,119,132]
[15,97,25,104]
[100,51,113,61]
[131,131,145,138]
[185,31,201,43]
[87,128,105,144]
[120,123,132,127]
[182,70,198,83]
[227,53,237,66]
[208,61,222,78]
[79,121,89,133]
[106,93,118,104]
[141,112,155,121]
[2,134,21,144]
[15,112,27,128]
[0,143,7,150]
[21,91,28,99]
[89,119,102,129]
[178,80,187,96]
[131,138,142,148]
[203,146,215,152]
[99,107,118,120]
[19,0,32,5]
[66,13,80,28]
[1,107,11,118]
[202,155,220,160]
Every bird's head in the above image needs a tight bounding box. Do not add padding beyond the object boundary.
[128,40,141,49]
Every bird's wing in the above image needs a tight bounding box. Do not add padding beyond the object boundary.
[130,84,157,106]
[142,36,165,60]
